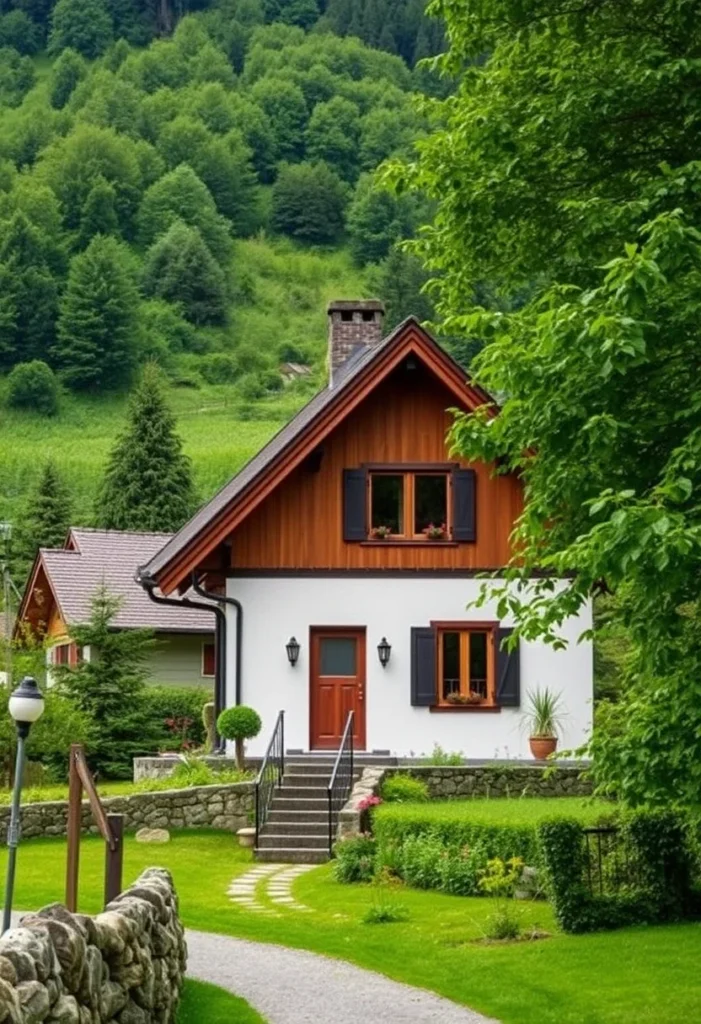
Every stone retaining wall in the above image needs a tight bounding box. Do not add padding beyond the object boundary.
[1,783,255,843]
[0,867,186,1023]
[387,764,592,799]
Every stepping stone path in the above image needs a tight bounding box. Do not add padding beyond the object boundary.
[227,863,316,914]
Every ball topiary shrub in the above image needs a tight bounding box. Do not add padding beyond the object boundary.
[7,360,60,416]
[217,705,262,770]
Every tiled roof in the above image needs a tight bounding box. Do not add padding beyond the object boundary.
[43,529,214,633]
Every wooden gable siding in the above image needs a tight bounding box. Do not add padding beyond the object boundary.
[229,363,522,571]
[47,602,69,640]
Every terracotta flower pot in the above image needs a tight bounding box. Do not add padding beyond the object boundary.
[529,736,557,760]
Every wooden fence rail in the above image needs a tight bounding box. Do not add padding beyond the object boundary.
[65,744,123,912]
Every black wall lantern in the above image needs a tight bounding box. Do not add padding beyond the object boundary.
[286,636,300,666]
[377,637,391,668]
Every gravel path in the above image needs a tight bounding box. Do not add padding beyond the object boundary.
[186,928,499,1024]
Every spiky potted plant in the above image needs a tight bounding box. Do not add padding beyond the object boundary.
[525,687,563,760]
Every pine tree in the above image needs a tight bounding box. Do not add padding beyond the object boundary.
[78,176,118,247]
[97,362,195,532]
[142,220,228,326]
[0,212,60,369]
[54,235,140,391]
[15,460,72,577]
[54,585,158,779]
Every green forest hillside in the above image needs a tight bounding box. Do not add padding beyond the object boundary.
[0,238,369,527]
[0,0,445,559]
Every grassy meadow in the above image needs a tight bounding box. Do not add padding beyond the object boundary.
[0,237,369,528]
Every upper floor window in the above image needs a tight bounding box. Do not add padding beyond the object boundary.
[342,465,476,544]
[370,471,449,540]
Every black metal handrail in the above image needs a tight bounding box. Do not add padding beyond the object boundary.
[255,710,285,848]
[327,710,354,855]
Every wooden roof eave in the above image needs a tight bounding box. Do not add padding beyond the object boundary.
[14,552,67,640]
[157,323,497,595]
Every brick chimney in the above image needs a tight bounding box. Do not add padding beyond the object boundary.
[327,299,385,386]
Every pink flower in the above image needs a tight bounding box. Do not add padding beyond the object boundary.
[357,794,382,811]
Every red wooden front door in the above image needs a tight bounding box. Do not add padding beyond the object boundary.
[310,628,366,751]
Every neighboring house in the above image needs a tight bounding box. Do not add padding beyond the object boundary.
[18,528,216,688]
[138,301,593,758]
[280,362,312,384]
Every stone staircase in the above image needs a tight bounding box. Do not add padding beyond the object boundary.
[255,757,352,864]
[255,755,395,864]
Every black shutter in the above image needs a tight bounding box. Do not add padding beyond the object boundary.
[343,468,367,541]
[411,627,437,706]
[452,469,476,542]
[496,627,520,707]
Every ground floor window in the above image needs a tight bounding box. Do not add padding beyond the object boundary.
[52,642,79,667]
[438,627,494,705]
[202,642,216,677]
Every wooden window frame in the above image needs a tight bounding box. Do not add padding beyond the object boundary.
[432,620,498,708]
[201,642,216,678]
[53,643,70,666]
[367,464,453,542]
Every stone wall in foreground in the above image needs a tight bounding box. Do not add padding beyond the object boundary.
[0,782,255,844]
[0,867,186,1023]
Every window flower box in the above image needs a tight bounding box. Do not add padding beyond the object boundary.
[370,525,393,539]
[423,522,447,541]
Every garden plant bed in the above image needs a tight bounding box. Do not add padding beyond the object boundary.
[369,796,613,896]
[2,830,700,1024]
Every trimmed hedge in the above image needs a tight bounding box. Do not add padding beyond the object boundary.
[539,810,701,933]
[372,798,613,898]
[144,686,212,750]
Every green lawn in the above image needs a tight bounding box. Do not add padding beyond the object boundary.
[2,830,700,1024]
[178,979,265,1023]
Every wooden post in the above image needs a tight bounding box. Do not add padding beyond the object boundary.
[104,815,123,908]
[65,744,83,913]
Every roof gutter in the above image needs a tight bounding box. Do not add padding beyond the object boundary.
[137,571,225,751]
[191,573,242,711]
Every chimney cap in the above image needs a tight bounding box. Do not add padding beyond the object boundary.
[327,299,385,314]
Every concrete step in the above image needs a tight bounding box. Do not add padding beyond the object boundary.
[255,847,329,865]
[257,833,329,850]
[266,807,328,823]
[281,773,335,789]
[286,753,396,767]
[261,818,328,834]
[274,785,329,800]
[269,796,329,812]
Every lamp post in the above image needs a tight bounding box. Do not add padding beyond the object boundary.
[2,677,45,933]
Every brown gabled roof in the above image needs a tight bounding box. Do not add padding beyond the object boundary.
[141,317,496,594]
[19,528,215,636]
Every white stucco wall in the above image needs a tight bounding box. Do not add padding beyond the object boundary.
[226,576,593,759]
